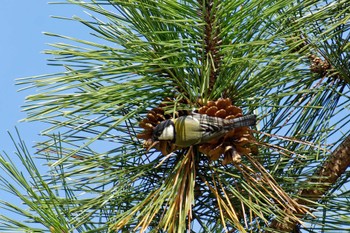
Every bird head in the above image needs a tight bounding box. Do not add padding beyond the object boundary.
[152,119,175,141]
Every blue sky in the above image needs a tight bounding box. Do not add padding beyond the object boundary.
[0,1,85,153]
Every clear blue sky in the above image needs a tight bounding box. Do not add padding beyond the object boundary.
[0,1,85,153]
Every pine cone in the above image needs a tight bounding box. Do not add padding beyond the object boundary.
[197,98,256,165]
[309,54,331,75]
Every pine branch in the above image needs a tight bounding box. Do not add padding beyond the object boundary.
[199,0,223,91]
[7,0,349,231]
[269,135,350,232]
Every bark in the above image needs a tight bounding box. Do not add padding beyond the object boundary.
[269,135,350,232]
[198,0,222,91]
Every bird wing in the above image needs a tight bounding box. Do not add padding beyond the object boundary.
[176,114,256,146]
[223,114,256,130]
[190,114,226,143]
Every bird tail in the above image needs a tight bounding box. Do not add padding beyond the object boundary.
[224,114,257,130]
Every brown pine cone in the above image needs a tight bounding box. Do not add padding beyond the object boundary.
[197,98,256,164]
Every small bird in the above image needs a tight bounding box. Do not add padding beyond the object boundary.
[152,114,256,147]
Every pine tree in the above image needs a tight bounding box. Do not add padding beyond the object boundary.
[1,0,350,232]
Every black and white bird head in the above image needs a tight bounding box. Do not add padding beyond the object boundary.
[152,119,175,141]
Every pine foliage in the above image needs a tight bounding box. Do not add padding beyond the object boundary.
[1,0,350,232]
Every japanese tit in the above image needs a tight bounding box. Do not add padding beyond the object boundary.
[152,114,256,147]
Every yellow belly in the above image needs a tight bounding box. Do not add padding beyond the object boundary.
[174,116,203,147]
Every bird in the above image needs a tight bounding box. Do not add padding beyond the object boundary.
[152,113,256,147]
